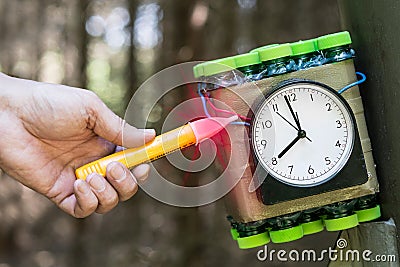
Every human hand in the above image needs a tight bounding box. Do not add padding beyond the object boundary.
[0,73,155,218]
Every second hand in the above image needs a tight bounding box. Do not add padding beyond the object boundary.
[275,111,312,142]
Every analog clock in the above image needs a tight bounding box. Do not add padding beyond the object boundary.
[252,81,355,187]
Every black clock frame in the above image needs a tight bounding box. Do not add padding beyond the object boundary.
[249,79,368,205]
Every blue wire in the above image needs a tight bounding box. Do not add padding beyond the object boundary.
[198,72,366,126]
[198,84,211,118]
[338,72,366,94]
[197,84,249,126]
[231,121,251,126]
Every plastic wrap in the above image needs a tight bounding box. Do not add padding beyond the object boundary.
[209,59,378,223]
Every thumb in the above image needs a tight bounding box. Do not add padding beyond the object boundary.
[89,95,156,147]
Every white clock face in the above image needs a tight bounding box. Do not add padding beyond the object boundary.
[252,82,355,187]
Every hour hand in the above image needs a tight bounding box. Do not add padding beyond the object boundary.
[278,135,301,159]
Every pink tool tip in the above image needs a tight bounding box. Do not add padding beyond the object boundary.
[189,115,238,145]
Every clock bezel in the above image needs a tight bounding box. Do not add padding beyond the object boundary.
[250,79,356,187]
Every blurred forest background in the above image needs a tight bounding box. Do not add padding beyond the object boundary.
[0,0,342,266]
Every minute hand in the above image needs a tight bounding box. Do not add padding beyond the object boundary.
[284,95,301,130]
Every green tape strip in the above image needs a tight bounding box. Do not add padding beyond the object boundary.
[270,225,303,243]
[301,220,324,235]
[324,214,359,231]
[355,205,381,223]
[230,228,239,240]
[237,232,270,249]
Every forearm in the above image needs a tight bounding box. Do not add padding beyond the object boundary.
[0,73,39,114]
[0,72,20,91]
[0,73,13,111]
[0,72,21,99]
[0,72,11,92]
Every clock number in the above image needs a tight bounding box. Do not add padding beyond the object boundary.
[260,140,267,149]
[335,140,341,147]
[288,165,293,174]
[326,103,332,111]
[262,120,272,129]
[325,157,331,165]
[252,84,355,187]
[308,165,315,174]
[288,93,297,102]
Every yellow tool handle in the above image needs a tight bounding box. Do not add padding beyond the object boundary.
[75,124,197,180]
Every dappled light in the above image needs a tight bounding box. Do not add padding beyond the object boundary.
[0,0,341,266]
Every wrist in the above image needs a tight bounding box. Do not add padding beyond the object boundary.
[0,72,10,91]
[0,73,11,109]
[0,73,32,111]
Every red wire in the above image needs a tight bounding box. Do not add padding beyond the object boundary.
[204,94,251,121]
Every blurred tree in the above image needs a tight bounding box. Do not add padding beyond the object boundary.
[0,0,341,266]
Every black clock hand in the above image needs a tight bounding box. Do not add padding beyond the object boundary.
[295,112,312,142]
[278,135,301,159]
[276,110,312,142]
[284,95,302,130]
[276,111,299,131]
[278,130,308,158]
